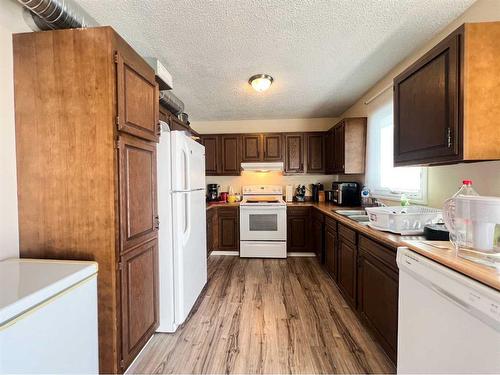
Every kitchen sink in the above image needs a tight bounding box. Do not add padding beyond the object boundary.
[334,209,366,216]
[348,215,370,223]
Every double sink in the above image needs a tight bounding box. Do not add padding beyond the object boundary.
[334,209,370,225]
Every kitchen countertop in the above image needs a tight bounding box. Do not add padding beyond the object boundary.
[402,240,500,291]
[206,202,240,210]
[206,201,500,290]
[287,201,424,249]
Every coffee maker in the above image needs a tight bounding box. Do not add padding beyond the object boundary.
[207,184,219,202]
[311,183,324,202]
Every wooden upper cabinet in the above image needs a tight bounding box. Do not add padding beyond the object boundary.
[334,124,345,173]
[120,238,159,369]
[394,22,500,166]
[118,134,158,253]
[169,114,190,133]
[241,134,262,162]
[220,135,241,175]
[325,118,366,175]
[241,133,282,162]
[284,133,304,173]
[306,132,325,173]
[324,130,334,174]
[394,30,460,165]
[116,52,159,142]
[200,135,219,175]
[262,133,283,161]
[158,106,169,123]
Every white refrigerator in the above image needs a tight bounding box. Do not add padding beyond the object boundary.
[157,124,207,332]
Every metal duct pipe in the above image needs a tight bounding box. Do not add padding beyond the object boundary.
[159,90,185,116]
[18,0,98,30]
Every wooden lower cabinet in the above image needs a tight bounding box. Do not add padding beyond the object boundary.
[206,208,216,255]
[357,236,399,363]
[338,236,357,307]
[217,207,240,251]
[120,239,159,369]
[287,207,311,252]
[311,210,325,261]
[324,218,337,279]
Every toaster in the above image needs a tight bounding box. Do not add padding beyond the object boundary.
[331,182,361,206]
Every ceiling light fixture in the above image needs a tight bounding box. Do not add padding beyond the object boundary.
[248,74,274,92]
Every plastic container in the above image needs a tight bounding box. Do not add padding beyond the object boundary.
[365,206,443,235]
[443,195,500,268]
[445,180,479,245]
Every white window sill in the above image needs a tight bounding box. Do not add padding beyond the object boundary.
[371,191,428,206]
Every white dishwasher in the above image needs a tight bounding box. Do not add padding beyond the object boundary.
[0,258,99,374]
[397,247,500,374]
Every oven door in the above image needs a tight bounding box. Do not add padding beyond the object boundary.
[240,205,287,241]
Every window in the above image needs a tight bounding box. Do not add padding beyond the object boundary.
[366,99,427,204]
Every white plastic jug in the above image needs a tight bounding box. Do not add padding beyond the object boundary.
[443,195,500,267]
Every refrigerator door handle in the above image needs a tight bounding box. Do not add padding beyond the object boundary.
[182,143,191,191]
[183,192,191,245]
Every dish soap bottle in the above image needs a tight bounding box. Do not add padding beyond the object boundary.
[361,186,370,208]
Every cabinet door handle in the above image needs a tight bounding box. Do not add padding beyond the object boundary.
[447,127,452,148]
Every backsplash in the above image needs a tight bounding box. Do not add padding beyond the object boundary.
[206,172,365,196]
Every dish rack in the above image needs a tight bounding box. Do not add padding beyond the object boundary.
[365,206,443,235]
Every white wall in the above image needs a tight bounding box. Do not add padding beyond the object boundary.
[191,117,339,134]
[0,0,30,260]
[341,0,500,208]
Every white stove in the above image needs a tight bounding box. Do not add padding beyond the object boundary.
[240,185,287,258]
[240,185,286,206]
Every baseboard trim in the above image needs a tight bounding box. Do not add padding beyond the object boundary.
[124,334,154,374]
[287,252,316,257]
[209,251,316,258]
[210,251,239,256]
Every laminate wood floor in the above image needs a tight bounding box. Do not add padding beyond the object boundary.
[128,256,395,374]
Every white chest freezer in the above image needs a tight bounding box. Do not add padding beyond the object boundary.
[0,258,99,374]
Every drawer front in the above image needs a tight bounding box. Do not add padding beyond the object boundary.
[339,223,356,244]
[287,206,311,217]
[359,235,397,272]
[325,216,337,231]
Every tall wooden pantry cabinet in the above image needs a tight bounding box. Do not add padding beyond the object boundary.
[13,27,160,373]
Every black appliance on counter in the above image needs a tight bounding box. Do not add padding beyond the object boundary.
[311,183,324,202]
[207,184,219,202]
[331,182,361,206]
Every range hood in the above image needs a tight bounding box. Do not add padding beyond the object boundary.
[241,162,284,172]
